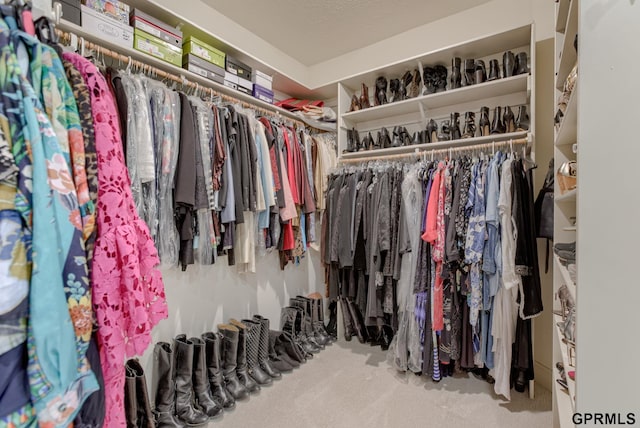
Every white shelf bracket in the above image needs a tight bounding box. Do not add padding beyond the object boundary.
[418,102,427,124]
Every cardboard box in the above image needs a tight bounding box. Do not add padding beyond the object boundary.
[224,72,239,85]
[59,0,81,26]
[82,0,129,24]
[252,84,274,104]
[183,35,225,68]
[225,55,252,80]
[237,85,252,96]
[81,5,133,48]
[133,28,182,67]
[130,9,182,48]
[183,62,224,85]
[252,70,272,90]
[182,54,225,79]
[237,76,253,91]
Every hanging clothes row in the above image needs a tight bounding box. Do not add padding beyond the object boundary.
[322,144,543,401]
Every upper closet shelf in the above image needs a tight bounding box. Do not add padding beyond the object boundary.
[556,0,571,33]
[555,84,577,147]
[342,74,529,124]
[556,0,578,90]
[56,19,308,126]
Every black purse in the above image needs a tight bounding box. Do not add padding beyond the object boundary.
[535,158,555,271]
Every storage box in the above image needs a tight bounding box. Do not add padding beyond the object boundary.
[133,28,182,67]
[237,76,253,91]
[225,55,252,80]
[82,0,129,24]
[252,70,272,90]
[223,80,238,91]
[81,5,133,48]
[59,0,82,26]
[130,9,182,48]
[252,84,274,104]
[183,62,224,85]
[183,54,225,78]
[183,35,225,68]
[237,85,252,96]
[224,72,239,85]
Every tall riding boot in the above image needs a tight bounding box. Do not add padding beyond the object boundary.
[124,364,138,428]
[252,315,283,379]
[346,298,368,344]
[275,330,306,364]
[125,359,155,428]
[228,320,261,393]
[267,329,296,372]
[290,298,324,350]
[281,306,312,358]
[308,292,335,343]
[190,337,223,419]
[296,296,329,347]
[241,319,273,386]
[451,57,462,89]
[173,335,209,426]
[201,332,235,410]
[326,300,338,340]
[217,324,249,400]
[339,297,356,341]
[491,106,506,134]
[152,342,184,428]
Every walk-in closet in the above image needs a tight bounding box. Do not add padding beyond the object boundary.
[0,1,638,427]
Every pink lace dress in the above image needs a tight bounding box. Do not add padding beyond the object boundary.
[63,52,168,427]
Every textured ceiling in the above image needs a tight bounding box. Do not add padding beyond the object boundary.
[201,0,492,66]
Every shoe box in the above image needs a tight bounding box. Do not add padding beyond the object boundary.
[183,54,225,85]
[183,35,226,69]
[81,0,129,25]
[130,9,182,48]
[81,4,133,48]
[253,84,274,104]
[133,28,182,67]
[224,71,238,90]
[59,0,82,26]
[252,69,273,91]
[225,55,252,81]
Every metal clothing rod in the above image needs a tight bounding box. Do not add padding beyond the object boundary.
[339,137,528,164]
[55,28,309,129]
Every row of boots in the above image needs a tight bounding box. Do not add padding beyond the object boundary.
[348,51,529,112]
[338,297,395,350]
[345,105,529,152]
[123,294,335,427]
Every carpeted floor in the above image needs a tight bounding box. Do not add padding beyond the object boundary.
[209,340,552,428]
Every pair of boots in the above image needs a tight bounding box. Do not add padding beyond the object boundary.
[124,359,155,427]
[339,297,368,344]
[280,295,335,357]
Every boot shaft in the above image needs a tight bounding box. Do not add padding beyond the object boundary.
[228,319,248,368]
[153,342,177,412]
[217,324,240,372]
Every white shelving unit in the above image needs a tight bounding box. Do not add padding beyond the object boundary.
[336,24,535,158]
[553,0,578,426]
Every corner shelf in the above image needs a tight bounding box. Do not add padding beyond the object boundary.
[342,74,529,124]
[339,131,529,160]
[555,83,578,147]
[554,313,577,411]
[556,189,576,202]
[554,254,576,301]
[556,0,578,90]
[556,0,572,33]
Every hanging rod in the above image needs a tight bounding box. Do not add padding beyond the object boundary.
[338,137,528,164]
[54,27,312,129]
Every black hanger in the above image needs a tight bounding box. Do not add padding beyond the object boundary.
[34,15,62,56]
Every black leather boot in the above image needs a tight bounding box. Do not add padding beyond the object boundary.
[228,320,261,393]
[464,59,475,86]
[353,129,361,152]
[241,319,273,386]
[375,76,388,105]
[339,297,355,341]
[326,300,338,340]
[380,127,391,148]
[479,106,490,136]
[400,126,412,146]
[268,330,295,372]
[515,52,528,75]
[346,298,368,344]
[503,106,516,133]
[451,57,462,89]
[434,65,448,92]
[252,315,283,379]
[346,129,355,153]
[488,59,500,81]
[475,60,486,84]
[491,106,506,134]
[217,324,249,400]
[439,120,451,141]
[426,119,438,143]
[451,112,461,140]
[124,363,139,428]
[201,332,235,410]
[400,70,411,100]
[190,338,223,419]
[281,306,317,356]
[423,66,436,94]
[412,131,425,145]
[389,78,400,102]
[152,342,184,428]
[173,335,209,426]
[515,105,530,131]
[291,297,326,349]
[307,294,334,345]
[503,51,516,78]
[276,330,306,364]
[391,126,402,148]
[462,112,476,138]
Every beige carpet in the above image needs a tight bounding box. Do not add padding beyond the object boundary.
[209,340,552,428]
